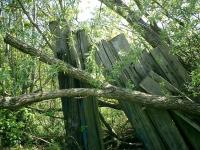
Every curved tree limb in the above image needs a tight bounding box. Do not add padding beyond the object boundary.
[100,0,168,48]
[1,88,200,116]
[3,34,200,116]
[4,33,103,87]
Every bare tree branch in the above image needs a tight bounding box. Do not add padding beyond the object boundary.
[4,33,102,87]
[100,0,168,48]
[1,88,200,116]
[3,33,200,115]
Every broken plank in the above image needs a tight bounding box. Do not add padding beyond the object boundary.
[150,47,179,87]
[97,38,165,150]
[96,41,113,70]
[158,45,189,84]
[140,50,166,78]
[110,33,131,54]
[139,73,188,150]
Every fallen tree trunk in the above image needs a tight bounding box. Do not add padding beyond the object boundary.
[100,0,167,48]
[1,88,200,116]
[3,34,200,115]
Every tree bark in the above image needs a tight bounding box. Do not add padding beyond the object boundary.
[4,33,101,87]
[3,34,200,116]
[1,88,200,116]
[100,0,168,48]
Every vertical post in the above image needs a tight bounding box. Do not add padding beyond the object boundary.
[49,22,103,149]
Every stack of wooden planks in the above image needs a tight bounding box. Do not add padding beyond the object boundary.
[95,33,200,150]
[51,27,104,150]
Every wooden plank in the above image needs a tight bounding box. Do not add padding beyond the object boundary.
[140,76,163,95]
[140,50,166,78]
[148,71,200,150]
[109,33,197,150]
[140,71,177,97]
[110,33,130,53]
[158,45,189,84]
[74,30,104,150]
[75,30,90,68]
[50,24,84,148]
[150,47,179,87]
[171,112,200,150]
[97,37,165,149]
[147,71,200,131]
[140,71,200,150]
[119,101,165,150]
[133,62,149,80]
[81,95,104,150]
[96,41,113,70]
[102,40,117,65]
[139,72,188,150]
[128,65,141,86]
[116,64,137,86]
[175,112,200,133]
[95,51,102,66]
[148,71,182,94]
[119,70,133,87]
[109,34,190,149]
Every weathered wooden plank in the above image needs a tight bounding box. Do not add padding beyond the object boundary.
[133,62,149,80]
[49,23,84,149]
[139,72,188,149]
[117,64,138,86]
[96,41,113,70]
[141,71,181,95]
[95,51,102,66]
[96,37,165,149]
[108,33,198,150]
[147,71,200,132]
[148,71,182,94]
[109,34,191,149]
[76,30,90,67]
[110,33,130,54]
[128,65,141,86]
[102,40,117,66]
[140,71,200,150]
[119,101,165,149]
[140,50,165,78]
[158,45,189,84]
[96,33,199,150]
[140,76,164,95]
[171,112,200,150]
[175,112,200,133]
[50,28,104,149]
[75,30,104,150]
[147,109,187,150]
[150,47,179,87]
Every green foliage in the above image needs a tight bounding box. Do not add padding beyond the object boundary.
[0,64,11,94]
[0,108,34,146]
[85,44,105,87]
[191,67,200,87]
[106,45,142,88]
[0,0,199,149]
[100,107,132,136]
[187,67,200,97]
